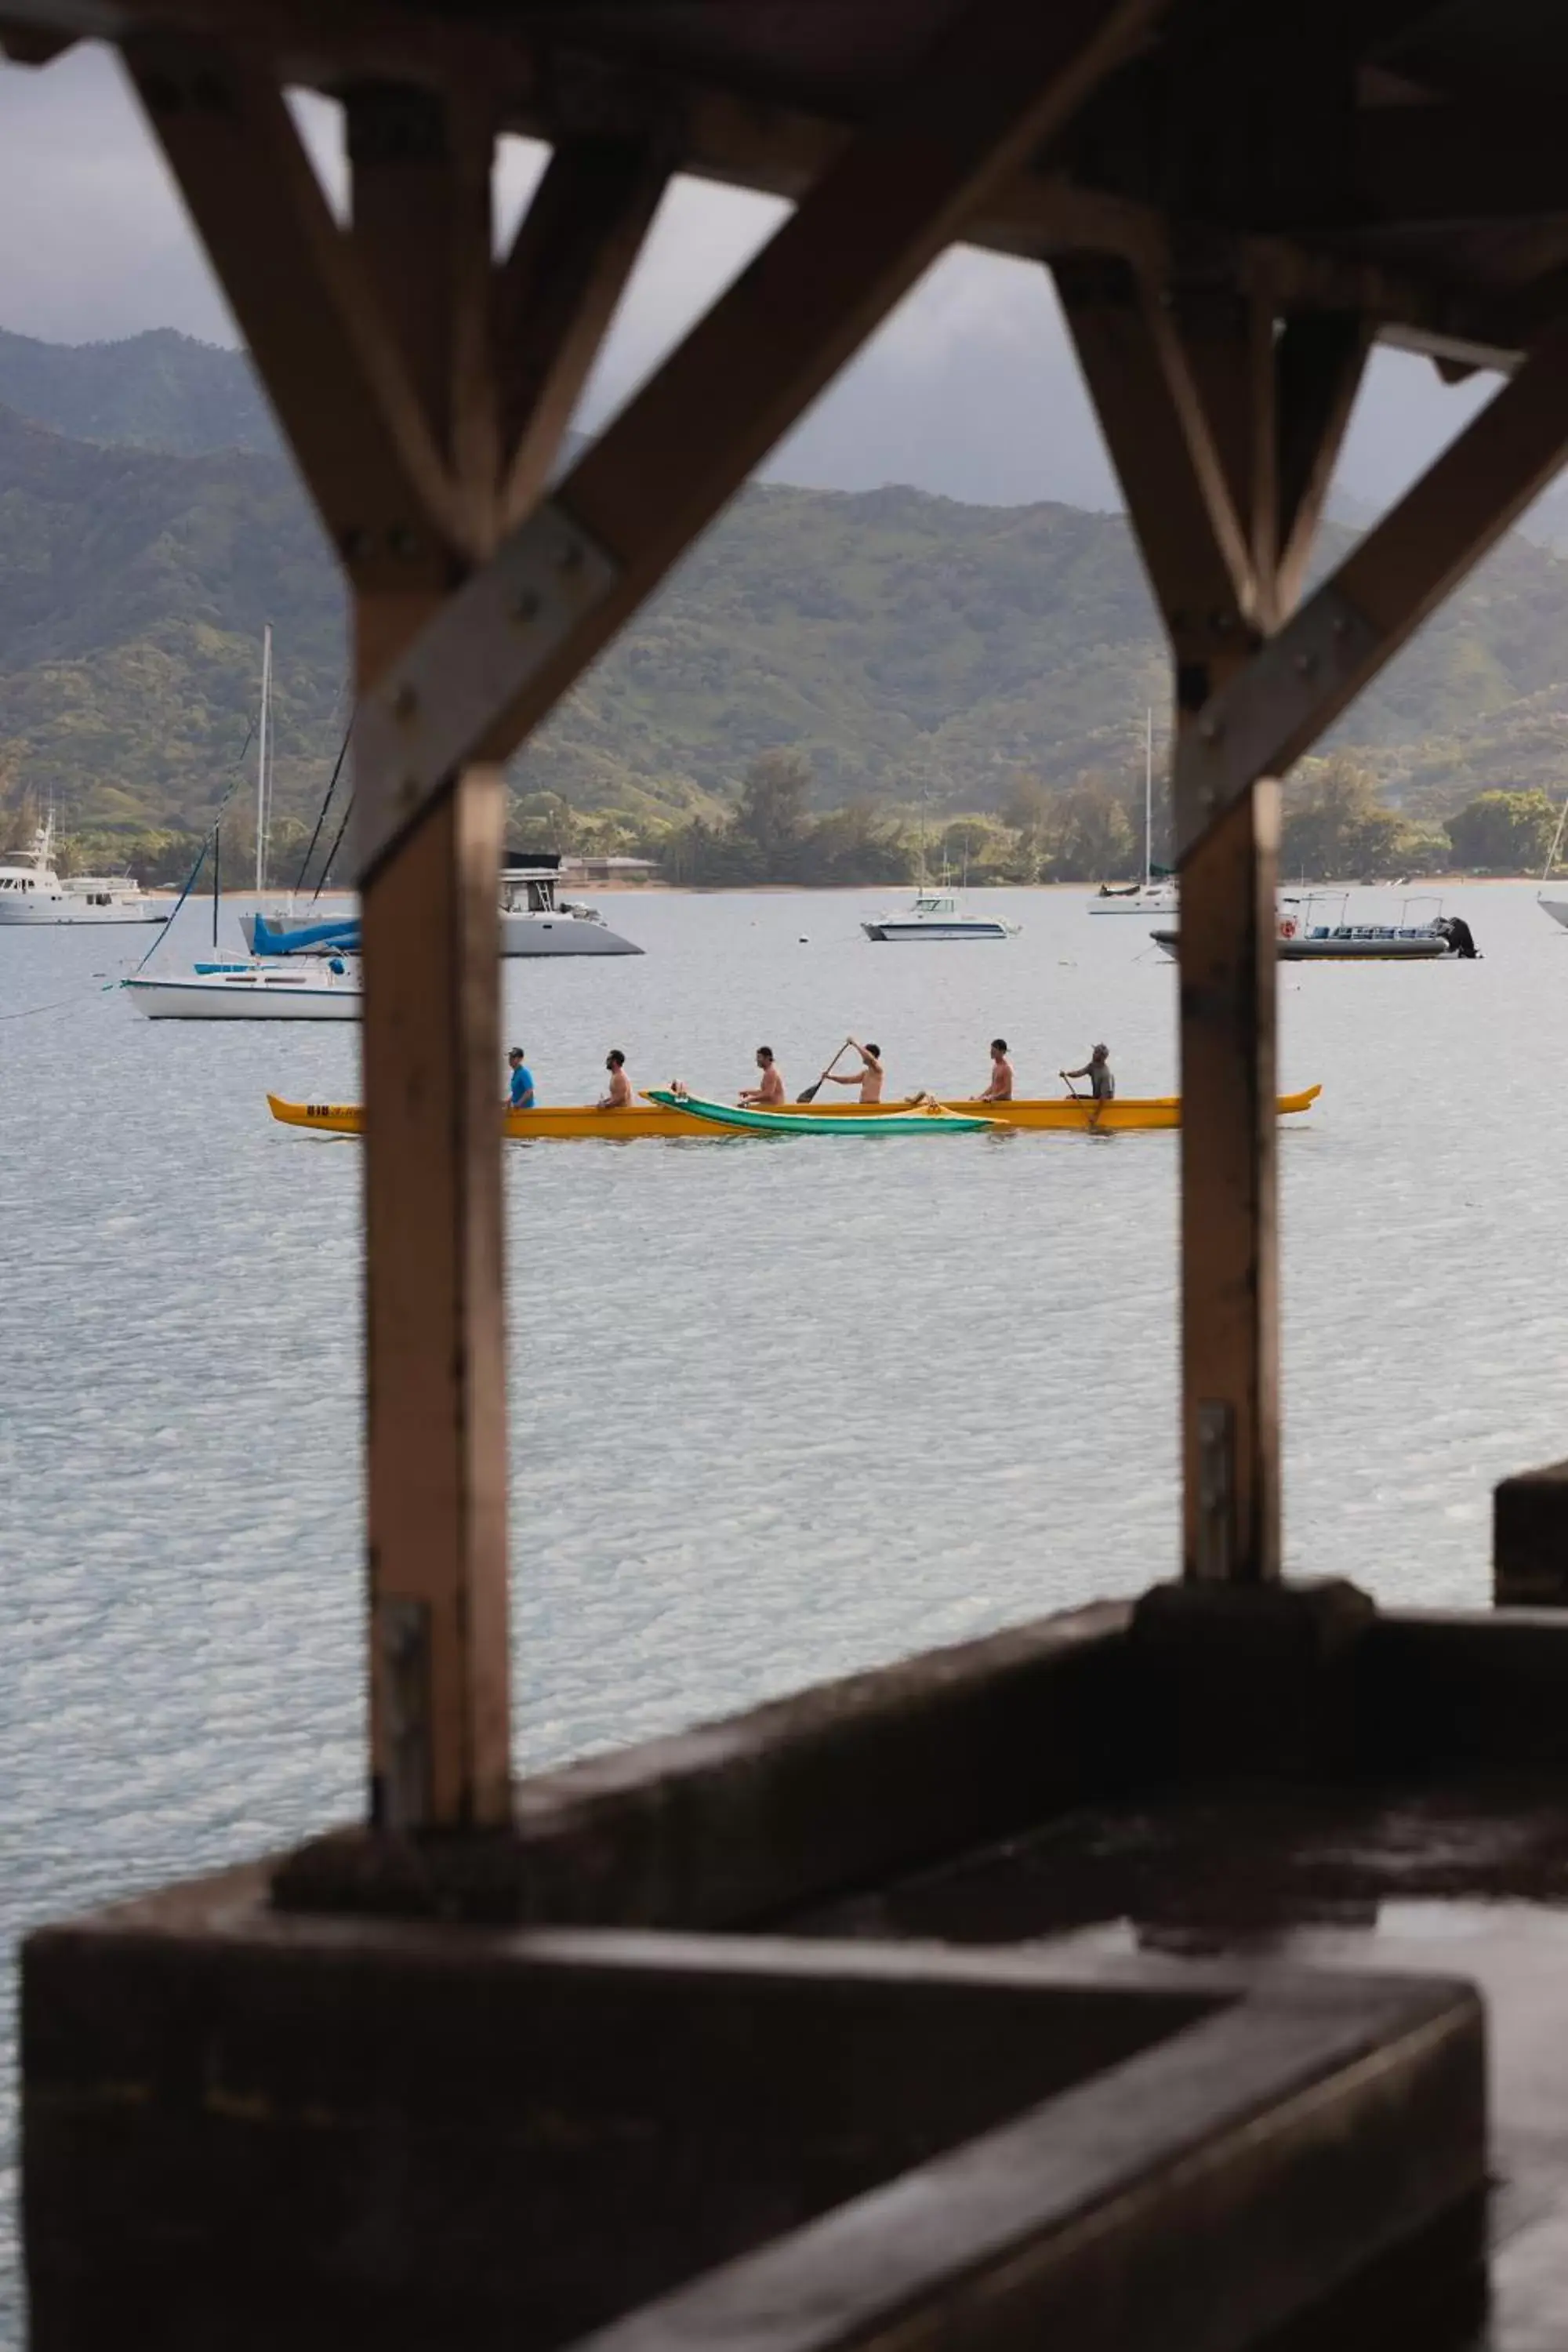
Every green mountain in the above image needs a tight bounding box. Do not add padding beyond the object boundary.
[0,326,274,456]
[1,383,1567,851]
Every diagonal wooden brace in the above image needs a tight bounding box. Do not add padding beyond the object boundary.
[1177,308,1568,855]
[350,0,1168,881]
[124,34,471,582]
[497,134,673,529]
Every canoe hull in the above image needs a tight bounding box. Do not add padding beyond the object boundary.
[267,1086,1322,1140]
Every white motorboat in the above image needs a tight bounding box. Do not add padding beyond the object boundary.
[0,812,165,925]
[1088,879,1178,917]
[1088,710,1175,915]
[125,953,361,1019]
[862,887,1019,942]
[499,855,642,955]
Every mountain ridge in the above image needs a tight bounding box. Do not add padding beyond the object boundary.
[0,361,1565,846]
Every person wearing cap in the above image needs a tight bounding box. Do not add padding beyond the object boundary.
[506,1046,535,1112]
[1062,1043,1115,1129]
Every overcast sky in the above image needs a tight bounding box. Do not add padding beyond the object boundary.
[0,42,1501,516]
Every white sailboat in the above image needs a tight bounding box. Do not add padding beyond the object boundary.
[1537,790,1568,929]
[127,626,365,1018]
[1087,710,1176,916]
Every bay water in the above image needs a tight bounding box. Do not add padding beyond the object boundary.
[2,877,1566,2335]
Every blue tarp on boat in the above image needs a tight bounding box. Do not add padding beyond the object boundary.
[251,913,361,957]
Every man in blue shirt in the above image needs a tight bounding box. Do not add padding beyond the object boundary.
[507,1047,535,1111]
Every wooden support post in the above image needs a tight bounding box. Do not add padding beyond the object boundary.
[1062,260,1568,1590]
[1058,260,1280,1584]
[127,38,681,1831]
[347,81,512,1828]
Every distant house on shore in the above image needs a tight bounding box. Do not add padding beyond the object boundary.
[561,854,660,886]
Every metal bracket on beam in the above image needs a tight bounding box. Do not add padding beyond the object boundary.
[1173,584,1381,859]
[351,498,619,881]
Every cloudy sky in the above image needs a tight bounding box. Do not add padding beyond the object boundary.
[0,41,1501,516]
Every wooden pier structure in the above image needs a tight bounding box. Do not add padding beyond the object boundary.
[16,2,1568,2344]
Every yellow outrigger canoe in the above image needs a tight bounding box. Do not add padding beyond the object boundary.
[268,1085,1322,1141]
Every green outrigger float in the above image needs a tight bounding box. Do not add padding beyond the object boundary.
[646,1087,994,1136]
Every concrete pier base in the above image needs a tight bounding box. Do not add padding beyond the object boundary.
[28,1591,1568,2350]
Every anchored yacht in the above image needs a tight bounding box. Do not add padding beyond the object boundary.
[499,855,643,955]
[0,814,165,925]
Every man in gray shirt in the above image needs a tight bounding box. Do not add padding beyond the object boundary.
[1062,1043,1115,1129]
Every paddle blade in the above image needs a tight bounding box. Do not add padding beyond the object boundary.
[796,1080,823,1103]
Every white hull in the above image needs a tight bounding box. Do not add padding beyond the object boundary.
[499,910,641,956]
[1087,891,1176,917]
[125,971,360,1019]
[1153,928,1454,963]
[862,921,1014,942]
[0,902,165,924]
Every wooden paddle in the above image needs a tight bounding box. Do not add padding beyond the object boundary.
[798,1040,853,1103]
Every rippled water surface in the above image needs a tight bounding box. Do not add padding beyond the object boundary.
[2,878,1566,2333]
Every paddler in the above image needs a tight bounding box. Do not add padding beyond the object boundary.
[1062,1042,1115,1129]
[597,1049,632,1111]
[980,1039,1013,1102]
[507,1046,535,1112]
[740,1046,786,1107]
[822,1037,884,1103]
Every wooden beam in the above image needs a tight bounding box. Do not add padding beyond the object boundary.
[124,34,469,585]
[1058,259,1284,1585]
[1178,757,1281,1588]
[347,96,512,1828]
[350,0,1170,880]
[1275,311,1371,609]
[496,135,671,529]
[1171,285,1279,622]
[1054,258,1258,648]
[346,78,501,554]
[360,734,511,1830]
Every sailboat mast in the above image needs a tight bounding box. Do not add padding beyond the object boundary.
[255,622,273,895]
[1541,786,1568,886]
[1144,707,1153,890]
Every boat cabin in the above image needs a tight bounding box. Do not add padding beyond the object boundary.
[499,848,564,915]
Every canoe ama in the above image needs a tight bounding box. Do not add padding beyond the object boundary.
[644,1088,994,1134]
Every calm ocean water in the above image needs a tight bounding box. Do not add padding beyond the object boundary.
[3,877,1566,2332]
